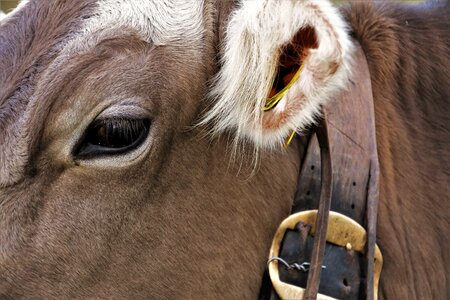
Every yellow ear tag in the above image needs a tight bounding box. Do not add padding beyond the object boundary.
[263,64,304,112]
[284,130,297,148]
[263,64,304,148]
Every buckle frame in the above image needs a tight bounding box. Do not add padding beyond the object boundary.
[267,210,383,300]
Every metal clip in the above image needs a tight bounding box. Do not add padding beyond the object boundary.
[267,257,326,273]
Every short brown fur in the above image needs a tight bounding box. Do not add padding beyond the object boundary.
[343,2,450,298]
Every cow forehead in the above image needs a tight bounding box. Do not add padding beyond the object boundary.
[82,0,205,45]
[0,0,207,187]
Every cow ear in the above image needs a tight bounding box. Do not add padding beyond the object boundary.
[203,0,353,150]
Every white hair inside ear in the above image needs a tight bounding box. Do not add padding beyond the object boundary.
[201,0,354,151]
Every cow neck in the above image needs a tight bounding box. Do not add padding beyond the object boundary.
[260,43,382,300]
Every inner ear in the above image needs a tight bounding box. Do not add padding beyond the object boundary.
[269,26,319,98]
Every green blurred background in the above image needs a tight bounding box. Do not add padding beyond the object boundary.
[1,0,18,13]
[0,0,424,14]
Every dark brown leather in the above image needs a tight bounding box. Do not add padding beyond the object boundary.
[260,43,380,300]
[279,224,363,299]
[303,119,333,299]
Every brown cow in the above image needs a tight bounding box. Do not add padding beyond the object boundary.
[0,0,448,299]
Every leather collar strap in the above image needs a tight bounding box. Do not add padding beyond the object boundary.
[260,43,381,299]
[303,118,333,299]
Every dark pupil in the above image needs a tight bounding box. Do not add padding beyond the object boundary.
[88,119,149,148]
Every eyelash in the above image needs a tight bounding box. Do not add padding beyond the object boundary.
[90,118,148,146]
[74,118,150,158]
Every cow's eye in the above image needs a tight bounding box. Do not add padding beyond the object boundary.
[75,118,150,158]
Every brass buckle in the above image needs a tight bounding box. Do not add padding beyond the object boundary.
[267,210,383,300]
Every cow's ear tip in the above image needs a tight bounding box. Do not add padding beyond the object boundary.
[204,0,354,151]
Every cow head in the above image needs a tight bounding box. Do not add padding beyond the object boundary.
[0,0,352,298]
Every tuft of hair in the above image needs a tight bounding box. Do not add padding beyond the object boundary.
[201,0,354,152]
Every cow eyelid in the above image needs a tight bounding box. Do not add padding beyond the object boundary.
[74,117,150,158]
